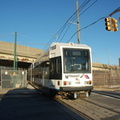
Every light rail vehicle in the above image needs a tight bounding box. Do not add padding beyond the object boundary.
[28,42,93,99]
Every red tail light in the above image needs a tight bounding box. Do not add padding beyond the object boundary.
[64,81,67,85]
[88,81,92,84]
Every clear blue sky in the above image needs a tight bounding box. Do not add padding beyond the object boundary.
[0,0,120,65]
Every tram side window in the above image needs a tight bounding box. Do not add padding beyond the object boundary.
[50,59,55,74]
[56,58,61,74]
[50,57,62,79]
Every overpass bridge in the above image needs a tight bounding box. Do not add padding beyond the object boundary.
[0,41,120,88]
[0,41,119,70]
[0,41,43,69]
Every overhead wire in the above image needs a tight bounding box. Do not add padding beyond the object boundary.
[59,0,93,43]
[1,1,98,51]
[43,0,93,50]
[67,0,98,27]
[59,23,72,43]
[68,0,92,24]
[59,0,98,43]
[56,0,98,43]
[0,33,14,38]
[66,16,106,43]
[80,0,98,16]
[43,4,81,50]
[65,0,98,43]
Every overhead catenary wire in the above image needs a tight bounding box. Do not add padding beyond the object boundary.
[0,0,98,51]
[11,0,96,51]
[0,33,14,38]
[66,5,120,43]
[66,16,106,43]
[18,16,105,46]
[80,0,98,16]
[43,0,97,50]
[17,33,50,45]
[58,0,98,43]
[57,0,93,41]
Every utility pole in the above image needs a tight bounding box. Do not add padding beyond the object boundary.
[76,1,80,44]
[13,32,17,70]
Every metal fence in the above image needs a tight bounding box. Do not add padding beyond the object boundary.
[93,70,120,86]
[1,70,27,89]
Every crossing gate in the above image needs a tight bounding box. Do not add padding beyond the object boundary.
[1,70,27,89]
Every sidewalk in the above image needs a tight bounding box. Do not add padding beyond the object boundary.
[0,84,83,120]
[0,84,35,95]
[93,85,120,91]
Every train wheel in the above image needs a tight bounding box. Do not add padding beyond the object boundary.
[86,91,91,97]
[73,92,77,99]
[70,92,78,99]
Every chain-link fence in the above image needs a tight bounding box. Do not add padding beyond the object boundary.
[1,70,27,89]
[93,69,120,86]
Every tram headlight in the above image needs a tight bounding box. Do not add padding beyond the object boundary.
[64,81,71,85]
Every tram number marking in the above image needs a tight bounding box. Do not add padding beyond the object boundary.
[75,82,80,84]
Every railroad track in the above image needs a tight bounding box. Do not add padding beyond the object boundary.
[29,83,120,120]
[55,95,120,120]
[54,97,93,120]
[92,90,120,100]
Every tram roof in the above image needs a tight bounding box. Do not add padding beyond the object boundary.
[50,42,91,48]
[34,42,91,64]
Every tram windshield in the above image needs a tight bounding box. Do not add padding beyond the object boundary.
[63,48,91,73]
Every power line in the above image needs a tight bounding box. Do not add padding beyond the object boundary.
[0,33,14,38]
[18,33,34,40]
[17,42,49,45]
[69,0,97,23]
[80,0,98,16]
[66,16,106,43]
[59,23,72,43]
[0,1,98,50]
[67,6,120,43]
[56,0,98,43]
[43,0,93,50]
[63,0,98,43]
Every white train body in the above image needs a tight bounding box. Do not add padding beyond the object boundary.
[28,42,93,99]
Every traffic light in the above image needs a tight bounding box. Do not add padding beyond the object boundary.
[105,17,112,31]
[105,17,118,31]
[111,18,118,31]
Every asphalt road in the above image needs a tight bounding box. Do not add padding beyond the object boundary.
[0,85,84,120]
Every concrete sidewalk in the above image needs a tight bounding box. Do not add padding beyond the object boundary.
[0,83,34,94]
[93,85,120,91]
[0,84,83,120]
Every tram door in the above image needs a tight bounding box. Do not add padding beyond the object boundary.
[42,62,50,87]
[42,66,45,87]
